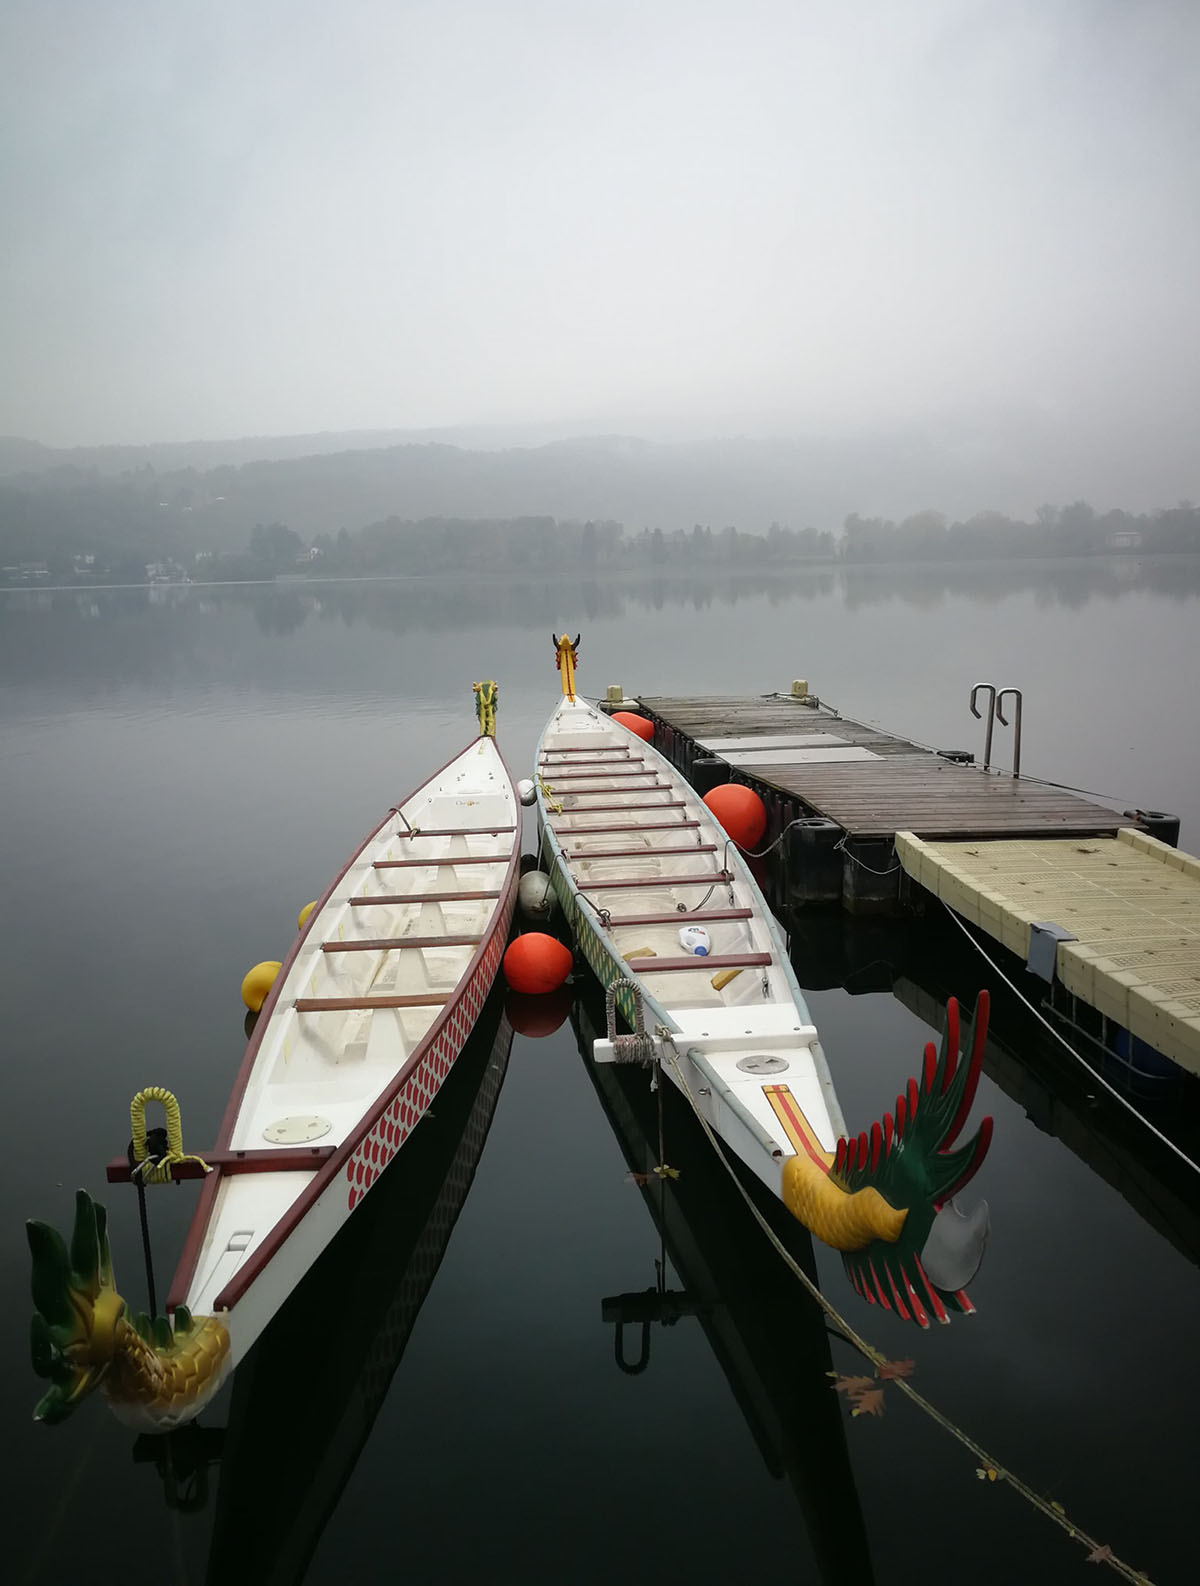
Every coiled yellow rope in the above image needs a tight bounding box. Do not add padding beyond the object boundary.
[537,772,563,814]
[129,1088,212,1185]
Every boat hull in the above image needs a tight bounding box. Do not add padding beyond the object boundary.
[168,734,520,1382]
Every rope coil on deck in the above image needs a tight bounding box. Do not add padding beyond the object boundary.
[537,773,563,814]
[129,1088,211,1184]
[605,977,657,1063]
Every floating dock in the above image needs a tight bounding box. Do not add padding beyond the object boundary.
[634,690,1127,912]
[896,829,1200,1077]
[620,686,1197,1081]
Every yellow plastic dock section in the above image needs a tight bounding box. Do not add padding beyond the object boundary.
[896,828,1200,1075]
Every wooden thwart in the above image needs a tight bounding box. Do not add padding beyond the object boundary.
[552,800,689,815]
[565,843,717,859]
[321,934,483,952]
[554,819,701,835]
[626,952,771,973]
[295,993,451,1011]
[583,871,730,891]
[401,824,516,838]
[106,1147,336,1183]
[606,906,753,926]
[350,889,503,906]
[374,855,509,869]
[539,766,651,781]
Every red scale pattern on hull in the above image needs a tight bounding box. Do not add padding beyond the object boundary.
[344,893,512,1211]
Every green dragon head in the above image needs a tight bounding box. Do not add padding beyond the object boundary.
[28,1189,125,1424]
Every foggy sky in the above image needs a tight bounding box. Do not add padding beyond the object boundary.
[2,0,1197,499]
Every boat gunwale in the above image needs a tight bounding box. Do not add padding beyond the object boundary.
[168,733,521,1317]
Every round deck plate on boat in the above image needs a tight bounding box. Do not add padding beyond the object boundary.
[263,1115,332,1144]
[736,1055,789,1075]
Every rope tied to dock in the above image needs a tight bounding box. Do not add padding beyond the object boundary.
[652,1031,1156,1584]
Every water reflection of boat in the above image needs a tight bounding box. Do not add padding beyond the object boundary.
[571,988,875,1585]
[135,984,514,1582]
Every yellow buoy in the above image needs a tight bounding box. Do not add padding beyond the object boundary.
[241,960,282,1013]
[297,900,318,930]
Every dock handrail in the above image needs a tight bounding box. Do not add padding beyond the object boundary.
[995,687,1024,779]
[969,683,997,770]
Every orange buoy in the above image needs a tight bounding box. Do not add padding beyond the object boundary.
[612,711,654,742]
[703,783,767,850]
[503,932,573,996]
[506,984,573,1037]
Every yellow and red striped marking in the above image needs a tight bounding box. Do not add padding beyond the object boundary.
[763,1084,833,1173]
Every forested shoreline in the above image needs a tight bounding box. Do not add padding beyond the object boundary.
[1,444,1196,586]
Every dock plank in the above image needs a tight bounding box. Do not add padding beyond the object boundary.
[638,694,1122,841]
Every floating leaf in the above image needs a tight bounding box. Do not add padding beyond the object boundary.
[877,1358,915,1380]
[832,1375,875,1399]
[1086,1544,1113,1565]
[975,1467,999,1482]
[850,1387,886,1418]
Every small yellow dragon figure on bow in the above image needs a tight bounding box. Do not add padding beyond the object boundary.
[473,679,498,737]
[553,633,580,700]
[28,1190,230,1431]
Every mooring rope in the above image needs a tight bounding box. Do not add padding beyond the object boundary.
[652,1029,1156,1583]
[943,904,1200,1180]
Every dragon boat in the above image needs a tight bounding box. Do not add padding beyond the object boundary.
[536,639,993,1326]
[28,683,519,1430]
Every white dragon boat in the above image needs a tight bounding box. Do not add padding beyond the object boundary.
[28,684,519,1429]
[537,640,993,1327]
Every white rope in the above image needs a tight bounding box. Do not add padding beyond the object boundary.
[943,903,1200,1178]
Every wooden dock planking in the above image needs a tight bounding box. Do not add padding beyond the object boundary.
[638,694,1122,841]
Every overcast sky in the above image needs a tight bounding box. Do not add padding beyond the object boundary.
[2,0,1197,481]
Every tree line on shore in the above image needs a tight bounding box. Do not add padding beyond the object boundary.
[2,478,1197,585]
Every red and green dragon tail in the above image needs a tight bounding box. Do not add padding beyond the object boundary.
[834,992,993,1327]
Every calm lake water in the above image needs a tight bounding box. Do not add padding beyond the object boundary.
[2,561,1198,1585]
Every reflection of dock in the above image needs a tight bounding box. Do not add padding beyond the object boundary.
[193,987,514,1584]
[572,991,874,1586]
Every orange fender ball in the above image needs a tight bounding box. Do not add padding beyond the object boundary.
[612,711,654,742]
[703,783,767,850]
[506,984,573,1038]
[503,932,573,996]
